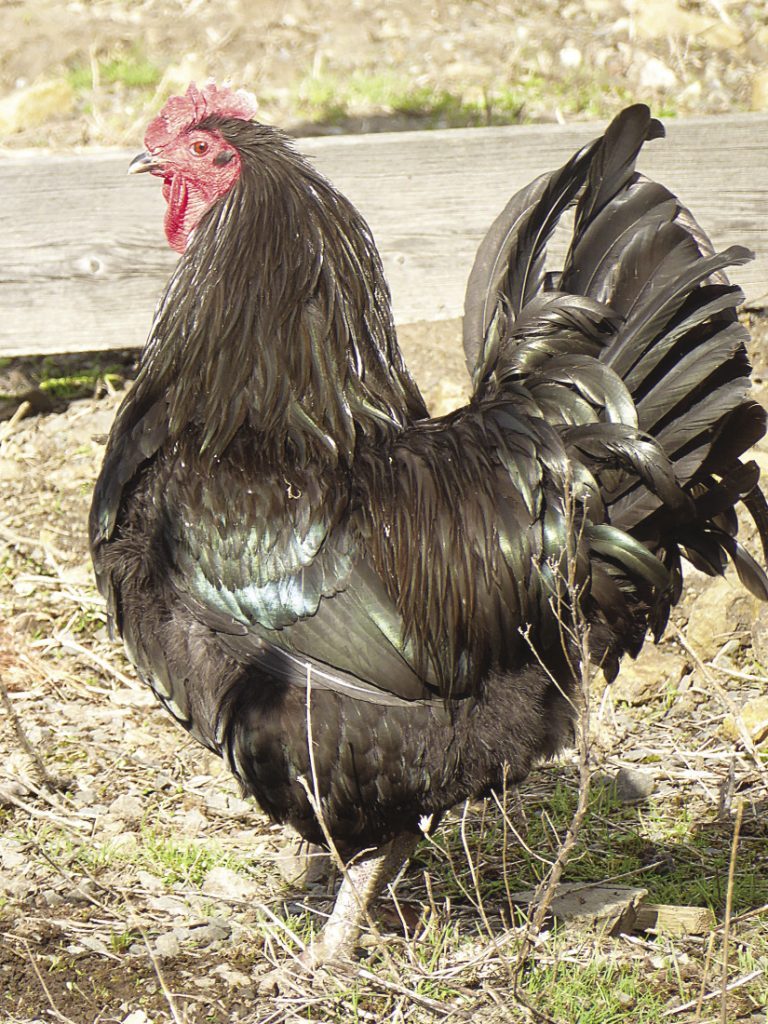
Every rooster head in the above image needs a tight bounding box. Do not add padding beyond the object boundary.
[130,82,258,253]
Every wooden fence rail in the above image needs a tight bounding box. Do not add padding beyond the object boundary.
[1,113,767,358]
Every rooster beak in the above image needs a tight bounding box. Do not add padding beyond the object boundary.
[128,151,162,175]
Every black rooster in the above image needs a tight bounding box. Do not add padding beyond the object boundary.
[90,85,768,970]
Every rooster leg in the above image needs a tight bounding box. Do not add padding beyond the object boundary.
[259,833,417,992]
[301,832,418,969]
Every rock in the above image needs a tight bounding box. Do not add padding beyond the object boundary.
[721,696,768,746]
[0,458,23,481]
[4,876,36,900]
[136,870,164,894]
[40,888,65,908]
[211,962,256,996]
[508,882,648,933]
[110,687,155,708]
[202,865,259,901]
[108,793,144,822]
[613,767,656,804]
[176,808,209,834]
[109,831,138,851]
[190,917,231,946]
[73,786,99,806]
[154,931,181,959]
[78,935,112,957]
[62,878,99,905]
[123,1013,152,1024]
[427,378,469,418]
[638,57,677,91]
[751,604,768,665]
[559,45,582,68]
[275,837,331,887]
[686,575,760,661]
[204,789,254,819]
[147,894,190,917]
[612,650,687,705]
[0,839,26,871]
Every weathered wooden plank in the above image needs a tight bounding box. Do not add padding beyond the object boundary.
[633,903,716,937]
[1,113,767,357]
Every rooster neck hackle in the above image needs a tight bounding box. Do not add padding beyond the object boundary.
[135,117,426,465]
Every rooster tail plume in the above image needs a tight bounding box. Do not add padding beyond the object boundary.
[464,103,768,647]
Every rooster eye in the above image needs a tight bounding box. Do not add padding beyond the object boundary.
[191,140,209,156]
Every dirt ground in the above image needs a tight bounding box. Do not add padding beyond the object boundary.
[2,3,768,1023]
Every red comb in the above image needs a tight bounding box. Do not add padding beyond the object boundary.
[145,82,258,151]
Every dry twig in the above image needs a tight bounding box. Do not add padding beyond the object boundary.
[720,798,744,1024]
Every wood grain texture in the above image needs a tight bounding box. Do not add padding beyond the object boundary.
[2,113,767,356]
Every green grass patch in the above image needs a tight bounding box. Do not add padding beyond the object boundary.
[14,822,262,890]
[418,777,768,922]
[68,50,161,93]
[293,70,523,128]
[39,368,124,401]
[293,68,653,130]
[521,956,671,1023]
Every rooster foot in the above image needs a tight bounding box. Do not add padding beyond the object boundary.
[258,833,417,993]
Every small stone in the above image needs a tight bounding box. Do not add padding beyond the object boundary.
[147,894,190,917]
[275,837,331,887]
[109,831,138,850]
[202,866,259,901]
[0,458,23,481]
[0,840,26,871]
[176,808,208,834]
[123,1011,152,1024]
[211,963,255,994]
[154,931,181,959]
[73,788,98,806]
[1,875,35,900]
[191,918,232,946]
[687,576,760,661]
[40,888,65,908]
[136,870,164,894]
[638,57,677,91]
[78,935,111,957]
[612,651,686,705]
[108,794,144,822]
[0,781,26,806]
[559,45,582,68]
[427,378,469,418]
[110,687,155,708]
[722,696,768,746]
[613,767,656,804]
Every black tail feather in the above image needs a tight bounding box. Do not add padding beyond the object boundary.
[464,103,768,643]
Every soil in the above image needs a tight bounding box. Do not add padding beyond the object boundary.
[1,3,768,1023]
